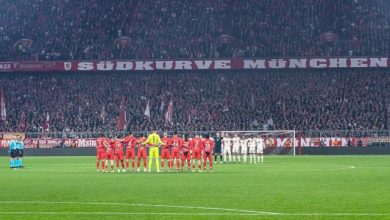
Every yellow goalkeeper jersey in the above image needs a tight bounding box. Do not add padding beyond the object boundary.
[144,133,163,147]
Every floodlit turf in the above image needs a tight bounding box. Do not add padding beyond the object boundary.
[0,156,389,220]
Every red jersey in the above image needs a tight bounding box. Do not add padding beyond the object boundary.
[170,136,182,148]
[181,140,192,153]
[161,137,171,149]
[191,138,203,151]
[114,140,123,151]
[109,139,115,150]
[96,137,105,149]
[137,137,147,148]
[203,139,214,153]
[124,136,137,149]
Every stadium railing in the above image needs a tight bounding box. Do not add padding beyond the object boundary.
[20,130,390,138]
[17,130,390,147]
[1,130,390,148]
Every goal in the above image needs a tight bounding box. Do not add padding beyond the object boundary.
[220,130,297,156]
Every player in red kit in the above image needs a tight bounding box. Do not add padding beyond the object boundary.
[203,133,215,172]
[124,132,137,172]
[191,134,203,172]
[170,131,182,172]
[181,134,192,172]
[114,137,125,172]
[105,137,115,172]
[160,132,171,172]
[136,133,148,172]
[96,133,106,172]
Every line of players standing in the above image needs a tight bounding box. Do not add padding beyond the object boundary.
[95,131,215,173]
[214,133,265,164]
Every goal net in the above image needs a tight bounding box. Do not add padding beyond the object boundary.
[220,130,297,156]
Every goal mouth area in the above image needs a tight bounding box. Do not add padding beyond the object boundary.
[220,130,297,156]
[220,130,295,136]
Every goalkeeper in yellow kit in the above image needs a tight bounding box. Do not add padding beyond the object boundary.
[143,130,165,172]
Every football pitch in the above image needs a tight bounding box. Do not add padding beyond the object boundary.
[0,155,389,220]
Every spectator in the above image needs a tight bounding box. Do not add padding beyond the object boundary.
[0,69,387,132]
[1,0,390,61]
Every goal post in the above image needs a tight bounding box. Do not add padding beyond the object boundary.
[220,130,297,156]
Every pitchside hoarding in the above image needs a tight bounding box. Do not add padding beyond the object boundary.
[0,57,389,72]
[0,137,370,148]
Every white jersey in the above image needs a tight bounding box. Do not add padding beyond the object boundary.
[222,137,232,156]
[240,139,248,153]
[248,138,256,154]
[248,138,256,149]
[255,138,265,153]
[223,138,232,148]
[255,138,264,148]
[232,137,240,148]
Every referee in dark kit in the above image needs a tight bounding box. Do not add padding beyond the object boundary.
[214,132,223,163]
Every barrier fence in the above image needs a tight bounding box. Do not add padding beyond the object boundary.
[1,130,390,149]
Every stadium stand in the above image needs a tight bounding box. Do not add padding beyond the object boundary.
[0,0,389,132]
[0,70,387,132]
[1,0,390,61]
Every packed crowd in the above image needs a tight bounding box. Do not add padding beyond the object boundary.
[1,0,390,61]
[0,70,387,132]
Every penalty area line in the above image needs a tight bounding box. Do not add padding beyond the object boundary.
[0,201,281,215]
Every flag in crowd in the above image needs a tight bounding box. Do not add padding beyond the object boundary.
[100,106,107,123]
[78,105,83,121]
[0,88,6,121]
[44,112,50,131]
[160,99,165,112]
[144,100,150,119]
[165,100,173,124]
[18,111,26,132]
[117,96,127,130]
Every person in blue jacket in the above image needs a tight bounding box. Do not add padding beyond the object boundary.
[15,135,24,168]
[9,136,18,168]
[9,135,24,168]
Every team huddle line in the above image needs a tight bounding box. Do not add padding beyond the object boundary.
[96,131,266,173]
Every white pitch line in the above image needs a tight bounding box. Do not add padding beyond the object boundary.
[290,213,390,216]
[0,201,388,216]
[0,211,263,216]
[0,201,281,215]
[0,211,389,217]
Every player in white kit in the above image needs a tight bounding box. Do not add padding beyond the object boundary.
[231,134,241,162]
[248,137,257,163]
[222,134,232,163]
[255,135,265,163]
[239,137,248,163]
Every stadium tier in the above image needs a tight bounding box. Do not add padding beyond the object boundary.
[0,69,388,132]
[1,0,390,61]
[0,0,389,134]
[1,1,390,219]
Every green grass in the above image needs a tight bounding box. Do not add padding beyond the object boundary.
[0,156,389,220]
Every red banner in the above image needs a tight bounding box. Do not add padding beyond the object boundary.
[12,61,63,72]
[1,57,390,72]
